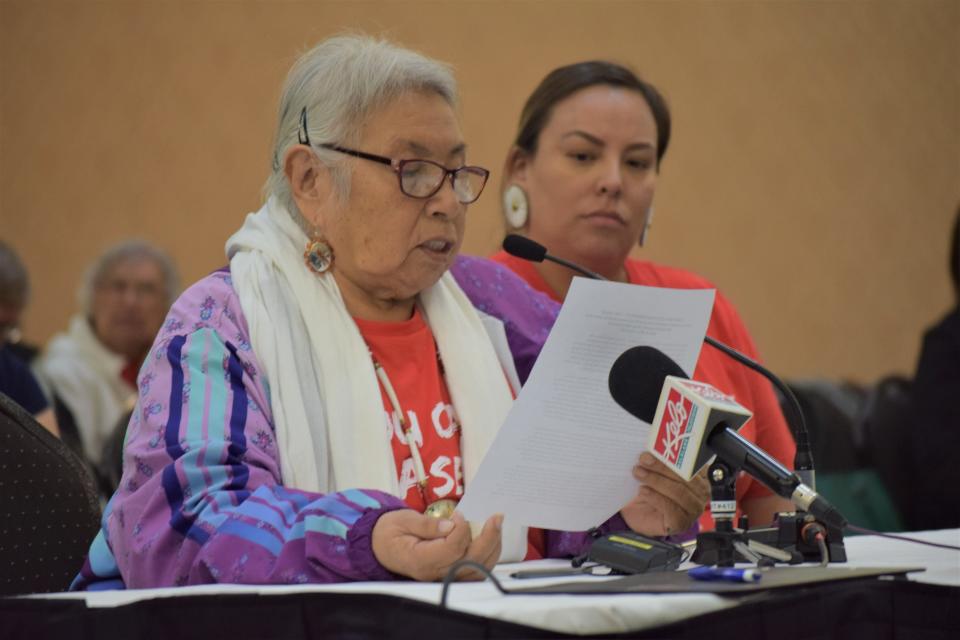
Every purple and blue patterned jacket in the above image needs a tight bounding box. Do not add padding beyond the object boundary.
[71,255,637,590]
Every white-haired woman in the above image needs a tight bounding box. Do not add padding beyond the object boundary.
[38,240,179,467]
[71,36,512,589]
[72,36,677,590]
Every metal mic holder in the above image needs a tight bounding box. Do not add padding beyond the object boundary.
[691,460,847,566]
[691,459,747,567]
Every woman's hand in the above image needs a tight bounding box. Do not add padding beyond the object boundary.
[619,452,710,537]
[371,510,503,581]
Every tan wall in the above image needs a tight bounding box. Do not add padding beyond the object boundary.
[2,0,957,383]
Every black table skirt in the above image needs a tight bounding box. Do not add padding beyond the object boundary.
[1,579,957,640]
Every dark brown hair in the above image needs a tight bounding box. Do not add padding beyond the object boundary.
[513,61,671,166]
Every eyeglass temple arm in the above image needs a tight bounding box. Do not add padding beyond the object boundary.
[317,143,394,167]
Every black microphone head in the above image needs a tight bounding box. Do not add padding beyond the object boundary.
[608,346,687,423]
[503,234,547,263]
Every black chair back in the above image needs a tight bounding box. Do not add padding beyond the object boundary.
[0,391,101,595]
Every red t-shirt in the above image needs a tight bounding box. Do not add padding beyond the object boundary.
[354,309,463,513]
[491,250,797,530]
[356,307,545,560]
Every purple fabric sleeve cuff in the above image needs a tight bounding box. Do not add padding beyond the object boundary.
[545,513,700,559]
[597,513,700,544]
[345,505,409,581]
[664,519,700,544]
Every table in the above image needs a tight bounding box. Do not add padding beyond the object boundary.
[3,529,958,639]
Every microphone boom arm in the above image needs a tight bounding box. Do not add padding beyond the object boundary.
[702,336,814,487]
[543,254,606,282]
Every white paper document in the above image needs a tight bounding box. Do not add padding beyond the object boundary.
[458,277,715,532]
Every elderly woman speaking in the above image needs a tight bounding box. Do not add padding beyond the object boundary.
[72,35,575,589]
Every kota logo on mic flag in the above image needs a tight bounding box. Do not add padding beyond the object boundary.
[679,379,737,406]
[653,388,697,466]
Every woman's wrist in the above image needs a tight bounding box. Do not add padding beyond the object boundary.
[347,505,409,580]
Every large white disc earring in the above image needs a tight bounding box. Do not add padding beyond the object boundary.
[503,184,529,229]
[639,206,655,247]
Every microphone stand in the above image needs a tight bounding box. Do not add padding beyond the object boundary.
[691,459,746,567]
[691,457,847,566]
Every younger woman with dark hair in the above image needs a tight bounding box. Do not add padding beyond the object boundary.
[493,61,796,531]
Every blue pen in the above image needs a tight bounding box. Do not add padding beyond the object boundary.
[688,566,762,583]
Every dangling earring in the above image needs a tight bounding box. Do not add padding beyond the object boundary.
[304,232,334,274]
[639,206,655,247]
[503,184,529,229]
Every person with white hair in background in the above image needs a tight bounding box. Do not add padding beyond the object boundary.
[37,240,179,471]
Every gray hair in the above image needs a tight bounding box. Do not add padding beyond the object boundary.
[263,34,458,229]
[0,239,29,309]
[78,240,181,316]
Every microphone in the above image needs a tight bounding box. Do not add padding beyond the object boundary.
[502,233,816,490]
[503,234,606,281]
[608,346,847,530]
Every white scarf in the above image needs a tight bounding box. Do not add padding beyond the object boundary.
[39,315,135,465]
[226,198,525,560]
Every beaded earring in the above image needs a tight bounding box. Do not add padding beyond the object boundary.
[303,234,334,274]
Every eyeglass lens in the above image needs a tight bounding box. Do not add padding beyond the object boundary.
[399,161,487,203]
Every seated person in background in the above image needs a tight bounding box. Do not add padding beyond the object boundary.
[493,61,795,530]
[908,204,960,530]
[72,35,706,590]
[0,239,59,436]
[37,240,178,472]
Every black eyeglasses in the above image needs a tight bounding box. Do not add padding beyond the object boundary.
[299,108,489,204]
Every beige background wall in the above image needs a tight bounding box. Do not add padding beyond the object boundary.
[1,0,957,383]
